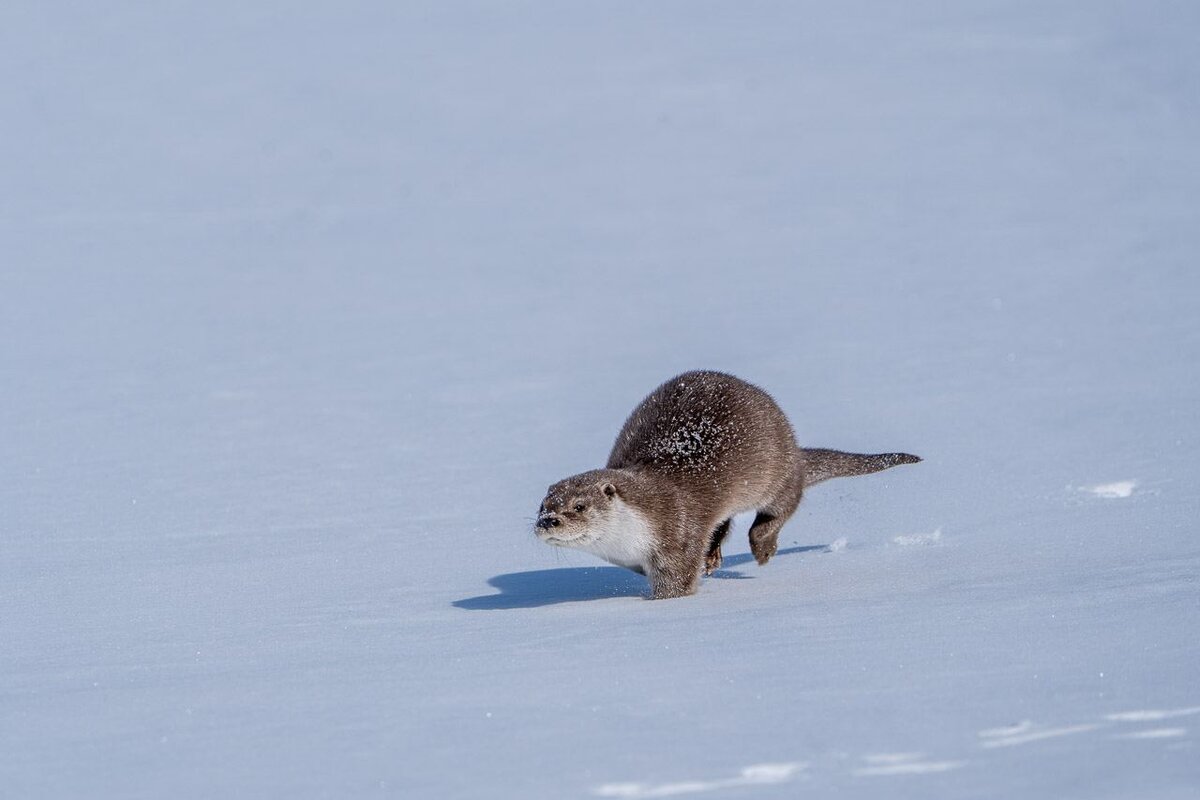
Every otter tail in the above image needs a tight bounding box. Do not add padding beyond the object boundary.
[801,448,921,487]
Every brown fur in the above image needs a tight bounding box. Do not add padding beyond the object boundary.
[536,371,920,599]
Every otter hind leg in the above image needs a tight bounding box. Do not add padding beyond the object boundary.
[704,518,732,575]
[748,512,783,564]
[748,477,804,566]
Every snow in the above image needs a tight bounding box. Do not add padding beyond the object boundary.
[1116,729,1188,741]
[978,722,1104,749]
[1085,480,1140,499]
[3,2,1199,798]
[893,526,944,546]
[853,754,968,777]
[594,762,805,798]
[1106,708,1200,723]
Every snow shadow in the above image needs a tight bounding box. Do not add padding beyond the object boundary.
[453,546,826,610]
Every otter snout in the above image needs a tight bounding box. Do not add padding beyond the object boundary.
[536,514,561,530]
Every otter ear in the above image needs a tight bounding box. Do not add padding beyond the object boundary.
[601,482,618,499]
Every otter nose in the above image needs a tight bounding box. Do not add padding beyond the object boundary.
[536,515,560,529]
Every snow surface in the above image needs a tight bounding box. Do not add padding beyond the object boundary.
[1085,480,1140,499]
[3,2,1199,798]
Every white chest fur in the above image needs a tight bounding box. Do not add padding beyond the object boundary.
[576,498,656,573]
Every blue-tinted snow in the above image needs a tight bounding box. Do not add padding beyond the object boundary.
[3,2,1198,798]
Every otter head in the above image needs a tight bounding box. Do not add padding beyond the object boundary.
[534,470,621,548]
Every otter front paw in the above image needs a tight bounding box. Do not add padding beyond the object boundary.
[649,584,697,600]
[648,569,700,599]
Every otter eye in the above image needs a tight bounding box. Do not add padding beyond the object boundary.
[574,503,586,513]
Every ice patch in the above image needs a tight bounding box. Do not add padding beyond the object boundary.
[1105,706,1200,722]
[826,537,848,553]
[854,753,965,776]
[593,762,806,797]
[1114,728,1187,740]
[1083,480,1137,499]
[893,527,942,546]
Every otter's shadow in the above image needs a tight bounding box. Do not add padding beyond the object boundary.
[453,546,827,610]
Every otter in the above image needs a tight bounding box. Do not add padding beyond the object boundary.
[535,370,920,599]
